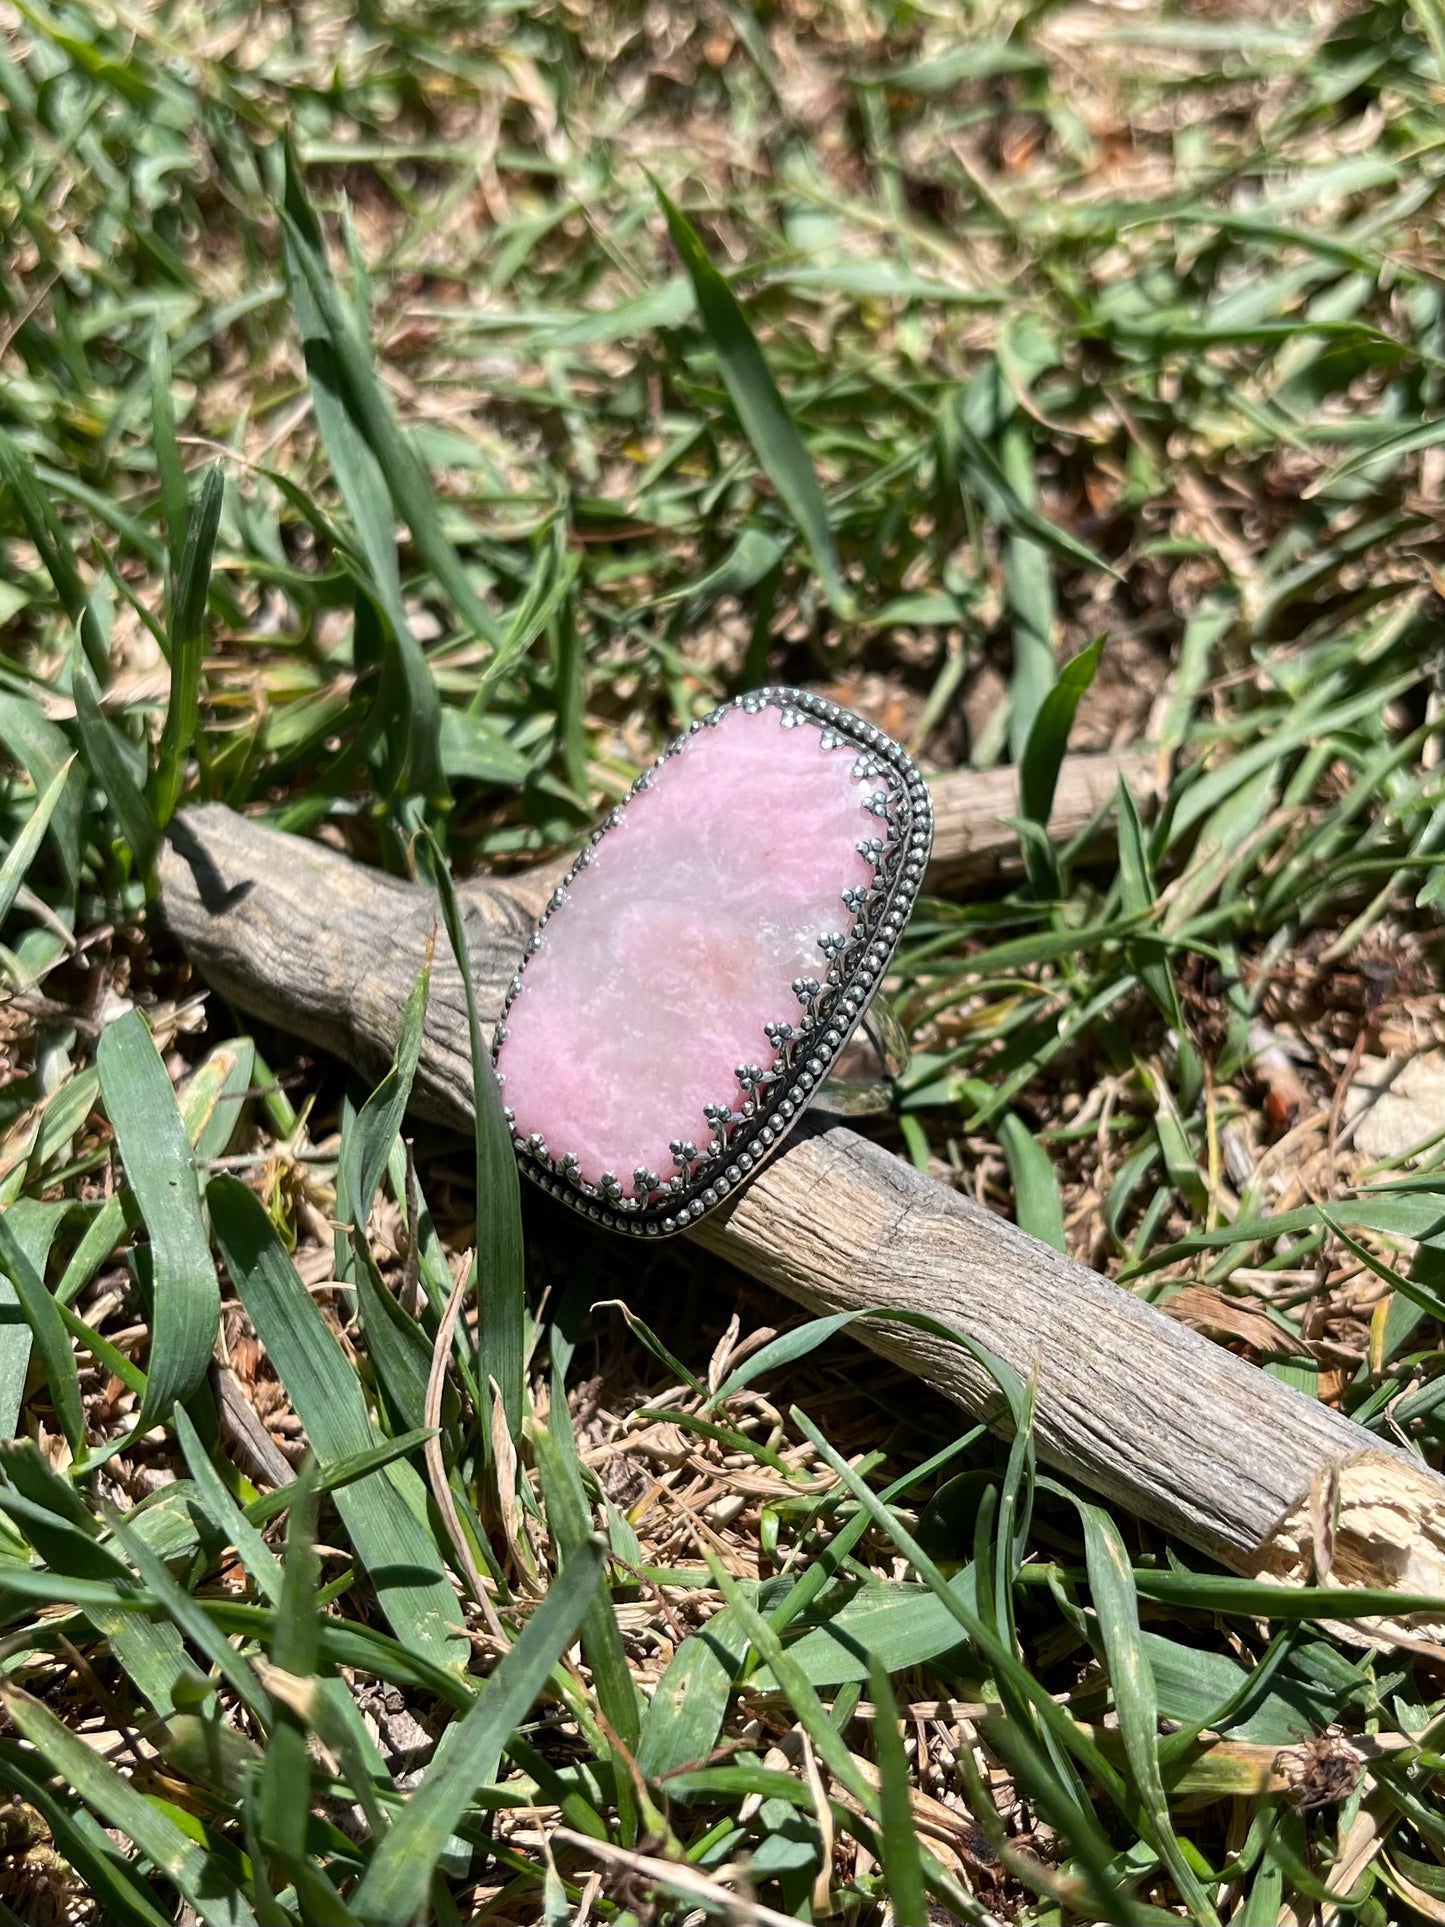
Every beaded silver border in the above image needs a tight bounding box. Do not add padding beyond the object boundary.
[493,686,932,1237]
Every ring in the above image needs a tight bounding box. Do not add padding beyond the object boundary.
[494,686,932,1236]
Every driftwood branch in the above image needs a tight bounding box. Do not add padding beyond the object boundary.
[159,755,1445,1642]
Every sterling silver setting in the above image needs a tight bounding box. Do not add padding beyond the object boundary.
[494,686,933,1237]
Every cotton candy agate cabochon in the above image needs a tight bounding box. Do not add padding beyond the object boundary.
[495,704,884,1198]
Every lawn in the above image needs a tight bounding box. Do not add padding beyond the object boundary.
[3,0,1445,1921]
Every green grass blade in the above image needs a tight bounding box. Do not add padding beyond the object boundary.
[636,1602,750,1783]
[0,1463,192,1714]
[338,956,430,1238]
[791,1407,1152,1924]
[751,1568,979,1688]
[1018,636,1105,896]
[97,1008,220,1425]
[149,319,190,577]
[0,692,83,909]
[242,1426,440,1525]
[0,1434,101,1534]
[700,1551,988,1916]
[1001,419,1057,760]
[257,1461,321,1872]
[207,1175,466,1670]
[1,1684,260,1927]
[0,1066,100,1208]
[641,1443,995,1784]
[706,1310,864,1408]
[337,960,436,1428]
[1077,1501,1220,1924]
[0,752,74,933]
[1020,636,1105,830]
[996,1111,1067,1251]
[656,182,850,617]
[72,664,158,871]
[181,1036,256,1163]
[174,1405,282,1606]
[106,1507,272,1728]
[0,1201,65,1438]
[704,1550,872,1805]
[533,1410,643,1843]
[0,1741,173,1927]
[1116,776,1199,1108]
[549,596,588,798]
[596,1300,709,1400]
[1130,1570,1445,1620]
[0,1209,84,1455]
[472,511,578,719]
[1309,413,1445,493]
[0,424,109,681]
[152,464,222,827]
[760,1432,983,1653]
[280,148,495,649]
[252,1463,389,1844]
[956,414,1115,578]
[278,160,446,800]
[867,1654,929,1927]
[421,826,525,1443]
[351,1538,606,1925]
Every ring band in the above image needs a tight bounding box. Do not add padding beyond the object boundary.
[813,996,911,1115]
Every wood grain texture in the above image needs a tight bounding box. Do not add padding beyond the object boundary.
[159,770,1445,1639]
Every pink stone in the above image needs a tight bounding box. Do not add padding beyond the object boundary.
[495,703,882,1203]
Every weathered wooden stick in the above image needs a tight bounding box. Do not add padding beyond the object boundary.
[159,763,1445,1641]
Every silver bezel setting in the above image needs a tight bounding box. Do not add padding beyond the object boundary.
[493,686,933,1237]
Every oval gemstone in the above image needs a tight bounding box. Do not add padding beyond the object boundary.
[494,690,930,1233]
